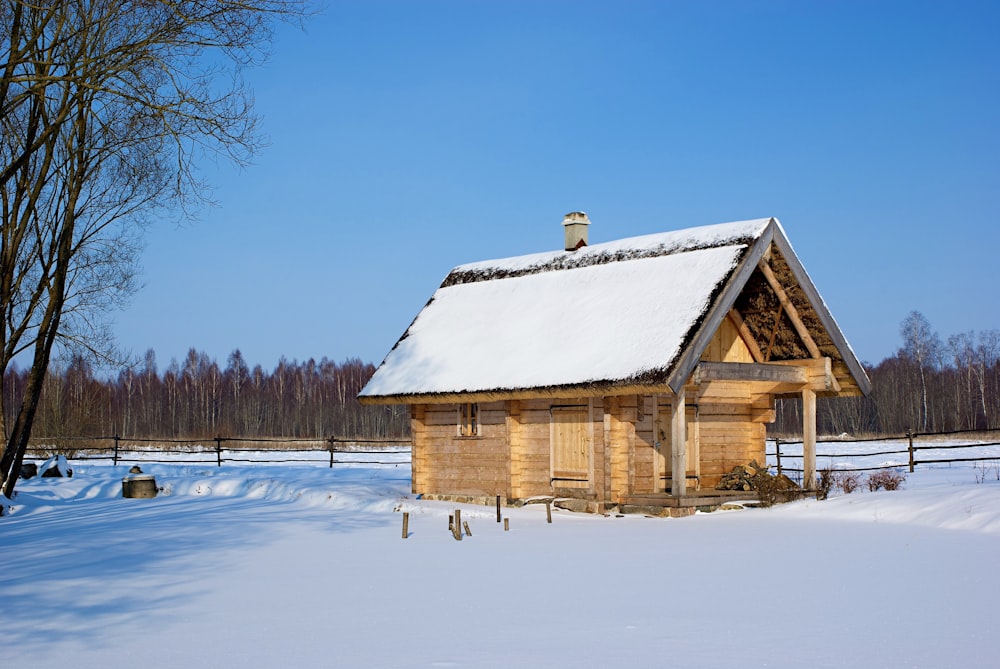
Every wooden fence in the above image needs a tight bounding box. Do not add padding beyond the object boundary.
[769,428,1000,480]
[29,428,1000,476]
[25,435,411,468]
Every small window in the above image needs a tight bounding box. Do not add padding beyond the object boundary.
[458,402,479,437]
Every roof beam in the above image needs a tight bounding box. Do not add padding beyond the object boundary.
[770,357,842,393]
[757,259,822,359]
[727,309,764,363]
[694,361,807,385]
[762,304,783,362]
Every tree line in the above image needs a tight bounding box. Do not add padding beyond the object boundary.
[774,311,1000,437]
[2,349,408,440]
[3,311,998,442]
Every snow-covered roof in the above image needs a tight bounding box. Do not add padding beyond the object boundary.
[361,218,788,401]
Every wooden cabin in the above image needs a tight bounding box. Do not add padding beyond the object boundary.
[359,215,870,511]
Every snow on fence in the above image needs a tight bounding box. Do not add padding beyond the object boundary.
[24,436,411,468]
[768,428,1000,483]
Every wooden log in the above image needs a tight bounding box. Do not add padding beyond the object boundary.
[727,308,765,362]
[402,512,409,539]
[545,501,552,523]
[504,517,509,531]
[463,521,472,537]
[757,259,822,359]
[695,361,806,385]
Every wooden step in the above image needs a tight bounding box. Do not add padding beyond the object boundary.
[622,491,758,508]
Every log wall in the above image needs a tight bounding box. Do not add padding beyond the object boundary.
[410,401,509,496]
[409,319,774,502]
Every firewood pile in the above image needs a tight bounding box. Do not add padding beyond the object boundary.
[715,460,768,491]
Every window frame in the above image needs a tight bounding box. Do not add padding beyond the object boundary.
[457,402,480,437]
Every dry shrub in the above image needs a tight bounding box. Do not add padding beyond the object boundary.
[836,472,861,494]
[816,468,835,501]
[867,469,906,491]
[973,462,999,484]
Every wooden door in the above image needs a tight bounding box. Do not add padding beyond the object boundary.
[550,405,590,489]
[655,403,699,492]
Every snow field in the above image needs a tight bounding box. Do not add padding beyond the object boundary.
[1,444,998,668]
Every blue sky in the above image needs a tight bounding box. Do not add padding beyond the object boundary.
[114,0,999,372]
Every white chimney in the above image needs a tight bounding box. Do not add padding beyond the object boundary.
[562,211,590,251]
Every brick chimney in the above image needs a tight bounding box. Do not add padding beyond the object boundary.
[562,211,590,251]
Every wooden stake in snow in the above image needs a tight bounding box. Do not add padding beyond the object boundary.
[504,517,509,531]
[401,512,409,539]
[496,494,501,522]
[463,521,472,537]
[545,501,552,524]
[908,429,915,473]
[453,509,463,541]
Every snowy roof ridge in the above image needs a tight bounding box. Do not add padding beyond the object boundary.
[442,217,772,287]
[358,217,771,400]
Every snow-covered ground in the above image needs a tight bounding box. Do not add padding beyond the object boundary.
[2,444,998,668]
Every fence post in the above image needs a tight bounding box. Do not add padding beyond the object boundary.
[113,434,120,466]
[907,429,914,473]
[328,436,336,468]
[215,436,222,467]
[775,437,782,477]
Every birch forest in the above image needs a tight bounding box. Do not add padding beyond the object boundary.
[2,350,408,440]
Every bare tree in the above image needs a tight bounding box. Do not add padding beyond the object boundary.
[899,310,940,433]
[0,0,306,497]
[975,330,1000,428]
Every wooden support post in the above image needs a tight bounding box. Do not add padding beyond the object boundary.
[453,509,462,540]
[775,437,782,477]
[215,436,222,467]
[545,501,552,523]
[504,517,509,531]
[402,512,409,539]
[113,435,120,466]
[463,521,472,537]
[496,494,501,522]
[448,514,454,531]
[670,389,687,497]
[907,429,915,473]
[802,389,816,490]
[328,436,336,468]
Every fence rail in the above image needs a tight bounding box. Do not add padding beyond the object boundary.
[768,428,1000,478]
[25,435,411,468]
